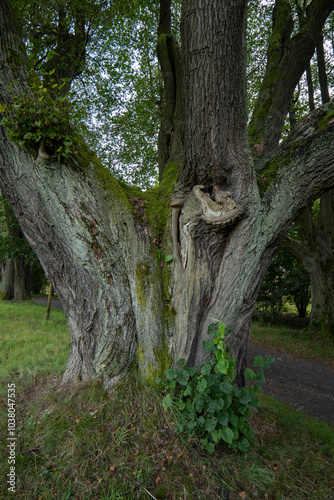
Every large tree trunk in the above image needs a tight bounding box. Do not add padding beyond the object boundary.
[1,0,334,389]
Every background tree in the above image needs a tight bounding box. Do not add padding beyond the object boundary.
[0,195,47,299]
[0,0,334,390]
[256,249,311,321]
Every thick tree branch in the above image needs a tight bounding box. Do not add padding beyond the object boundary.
[249,0,334,155]
[256,102,334,242]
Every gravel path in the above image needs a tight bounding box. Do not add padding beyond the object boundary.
[32,297,334,424]
[247,342,334,424]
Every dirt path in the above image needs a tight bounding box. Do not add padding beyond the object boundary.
[32,297,334,425]
[247,342,334,425]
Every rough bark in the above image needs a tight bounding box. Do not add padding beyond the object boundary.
[1,0,334,390]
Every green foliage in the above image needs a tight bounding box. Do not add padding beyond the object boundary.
[159,320,274,453]
[257,249,311,321]
[1,75,73,160]
[0,196,43,269]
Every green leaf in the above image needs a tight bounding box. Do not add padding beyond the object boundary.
[238,438,250,452]
[186,401,194,412]
[176,358,186,367]
[183,384,192,396]
[207,323,218,336]
[254,371,265,382]
[244,368,256,380]
[200,363,212,375]
[203,339,215,353]
[205,442,215,454]
[162,393,173,410]
[166,368,178,380]
[253,355,264,367]
[178,370,190,386]
[205,417,217,433]
[221,427,234,444]
[217,361,228,374]
[164,254,173,262]
[217,411,229,426]
[198,416,205,426]
[238,388,252,405]
[197,378,207,393]
[178,401,185,410]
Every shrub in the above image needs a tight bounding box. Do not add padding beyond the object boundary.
[158,320,274,453]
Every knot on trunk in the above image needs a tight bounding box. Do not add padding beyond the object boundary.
[193,185,243,226]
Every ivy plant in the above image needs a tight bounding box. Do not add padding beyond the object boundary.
[158,320,274,453]
[0,73,74,161]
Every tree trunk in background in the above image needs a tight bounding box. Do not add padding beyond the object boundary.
[157,0,183,180]
[317,35,330,105]
[1,0,334,389]
[283,191,334,336]
[2,201,31,300]
[306,62,315,112]
[1,258,14,299]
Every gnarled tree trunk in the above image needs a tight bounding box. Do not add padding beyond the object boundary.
[1,0,334,389]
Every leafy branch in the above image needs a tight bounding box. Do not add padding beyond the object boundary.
[0,72,74,161]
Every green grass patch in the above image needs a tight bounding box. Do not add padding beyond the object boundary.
[0,301,333,499]
[251,320,334,366]
[0,300,69,385]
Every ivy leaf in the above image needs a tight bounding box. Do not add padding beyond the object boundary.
[164,254,173,262]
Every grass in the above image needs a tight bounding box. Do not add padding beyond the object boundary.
[0,300,69,381]
[251,317,334,366]
[0,300,333,499]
